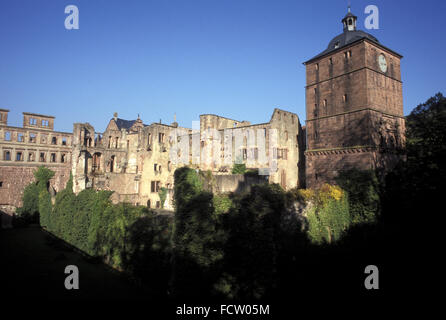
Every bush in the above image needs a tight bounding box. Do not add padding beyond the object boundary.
[336,169,380,224]
[17,166,55,225]
[171,167,224,298]
[231,163,246,174]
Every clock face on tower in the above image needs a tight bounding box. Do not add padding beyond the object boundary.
[378,54,387,72]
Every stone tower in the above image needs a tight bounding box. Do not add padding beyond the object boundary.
[304,8,405,187]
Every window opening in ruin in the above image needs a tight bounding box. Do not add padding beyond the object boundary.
[51,137,57,145]
[30,133,36,143]
[4,151,11,160]
[42,120,49,127]
[39,152,45,162]
[62,137,67,145]
[16,152,23,161]
[159,133,165,143]
[110,155,115,172]
[50,153,56,162]
[93,153,101,171]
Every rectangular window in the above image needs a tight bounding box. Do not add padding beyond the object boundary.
[5,131,11,141]
[39,152,46,162]
[50,153,56,162]
[29,118,37,125]
[151,181,160,193]
[159,133,165,143]
[61,154,66,163]
[16,152,23,161]
[4,150,11,161]
[29,152,35,162]
[62,137,67,145]
[42,119,49,127]
[29,133,36,143]
[17,133,24,142]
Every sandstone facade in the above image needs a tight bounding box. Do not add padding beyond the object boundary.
[304,10,405,187]
[72,109,305,209]
[0,110,72,209]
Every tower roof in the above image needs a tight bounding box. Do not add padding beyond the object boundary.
[304,8,401,64]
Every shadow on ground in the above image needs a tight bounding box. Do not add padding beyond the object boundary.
[0,225,148,300]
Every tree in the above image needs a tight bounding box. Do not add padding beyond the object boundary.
[171,167,224,299]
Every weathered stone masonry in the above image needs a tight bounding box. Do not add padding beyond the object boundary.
[303,10,405,187]
[0,110,72,211]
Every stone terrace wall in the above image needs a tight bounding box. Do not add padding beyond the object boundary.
[0,165,71,208]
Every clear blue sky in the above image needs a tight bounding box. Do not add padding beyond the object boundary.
[1,0,445,133]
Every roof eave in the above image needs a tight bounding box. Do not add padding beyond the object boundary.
[303,37,403,65]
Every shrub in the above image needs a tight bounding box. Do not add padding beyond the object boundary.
[336,169,380,224]
[304,184,350,245]
[213,195,233,215]
[158,187,168,208]
[231,163,246,174]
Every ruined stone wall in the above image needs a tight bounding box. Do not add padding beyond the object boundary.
[0,165,71,208]
[206,174,268,194]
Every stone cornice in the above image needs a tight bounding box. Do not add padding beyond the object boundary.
[305,107,405,122]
